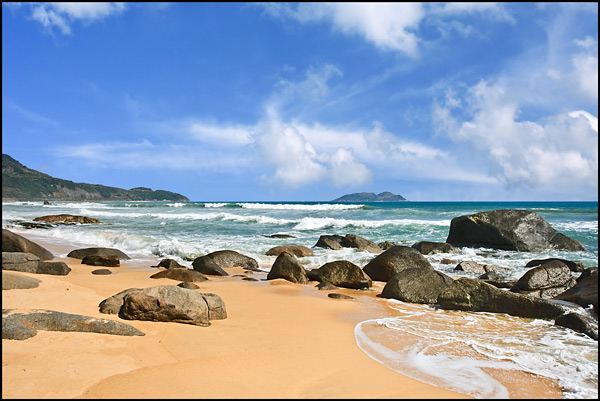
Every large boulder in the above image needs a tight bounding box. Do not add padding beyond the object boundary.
[445,209,586,252]
[117,285,226,326]
[265,244,314,258]
[33,214,103,224]
[192,256,229,276]
[2,252,71,275]
[411,241,459,255]
[554,312,598,341]
[2,308,144,340]
[510,260,576,298]
[267,252,309,284]
[2,229,54,260]
[553,268,598,313]
[193,250,258,271]
[306,260,372,289]
[150,268,209,283]
[362,245,433,282]
[155,259,188,269]
[437,278,582,320]
[380,268,454,304]
[525,258,585,273]
[67,247,130,260]
[2,271,41,290]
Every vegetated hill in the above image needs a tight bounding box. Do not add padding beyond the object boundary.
[332,191,407,202]
[2,154,190,202]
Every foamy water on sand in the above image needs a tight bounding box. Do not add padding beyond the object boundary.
[2,200,597,398]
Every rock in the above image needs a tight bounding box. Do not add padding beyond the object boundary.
[307,260,372,290]
[91,269,112,275]
[193,250,258,271]
[150,268,208,282]
[554,312,598,341]
[478,271,516,289]
[525,258,585,273]
[510,260,576,298]
[328,293,355,300]
[242,277,259,281]
[553,268,598,313]
[43,200,52,205]
[454,261,506,275]
[33,214,103,224]
[82,255,120,267]
[155,259,188,269]
[67,247,130,260]
[265,244,314,257]
[378,241,397,251]
[446,209,586,252]
[411,241,459,255]
[264,234,296,239]
[437,278,582,319]
[2,308,144,340]
[267,252,309,284]
[2,271,41,290]
[192,256,229,276]
[313,234,382,253]
[362,245,433,282]
[99,288,143,315]
[380,268,454,304]
[2,229,54,260]
[316,281,338,290]
[118,285,226,326]
[178,281,200,289]
[2,252,70,275]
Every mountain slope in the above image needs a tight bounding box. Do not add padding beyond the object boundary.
[332,191,406,202]
[2,154,190,202]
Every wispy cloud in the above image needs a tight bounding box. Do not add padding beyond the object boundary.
[22,2,127,35]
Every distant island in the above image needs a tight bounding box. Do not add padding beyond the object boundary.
[332,191,407,202]
[2,154,190,202]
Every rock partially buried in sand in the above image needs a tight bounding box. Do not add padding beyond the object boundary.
[2,252,71,276]
[150,268,208,282]
[2,308,144,340]
[2,271,42,290]
[67,247,130,260]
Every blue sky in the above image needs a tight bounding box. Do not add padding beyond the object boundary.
[2,2,598,201]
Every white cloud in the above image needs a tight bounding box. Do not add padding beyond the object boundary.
[433,79,598,191]
[28,2,126,35]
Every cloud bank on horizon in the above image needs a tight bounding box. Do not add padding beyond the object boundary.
[2,2,597,201]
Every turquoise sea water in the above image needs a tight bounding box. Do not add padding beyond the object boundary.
[2,200,597,398]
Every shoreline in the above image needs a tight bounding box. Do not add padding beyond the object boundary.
[2,230,564,399]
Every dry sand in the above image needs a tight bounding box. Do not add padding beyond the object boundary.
[2,233,563,399]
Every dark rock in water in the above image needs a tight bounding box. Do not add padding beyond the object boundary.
[2,271,41,290]
[477,271,516,289]
[33,214,103,224]
[192,255,229,276]
[150,268,208,282]
[267,252,308,284]
[307,260,372,289]
[437,278,582,320]
[525,258,585,273]
[510,260,576,298]
[378,241,397,251]
[380,268,454,304]
[313,234,381,253]
[446,209,586,252]
[265,244,314,257]
[554,312,598,341]
[193,250,258,271]
[328,293,355,300]
[2,252,70,275]
[264,234,296,239]
[43,200,52,205]
[362,245,433,282]
[411,241,459,255]
[67,247,130,260]
[553,268,598,313]
[82,255,120,267]
[178,281,200,289]
[454,261,507,275]
[2,308,144,340]
[118,285,226,326]
[91,269,112,275]
[2,229,54,260]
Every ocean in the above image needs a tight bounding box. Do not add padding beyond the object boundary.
[2,200,597,398]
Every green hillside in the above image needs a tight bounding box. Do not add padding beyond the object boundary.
[332,191,407,202]
[2,154,190,202]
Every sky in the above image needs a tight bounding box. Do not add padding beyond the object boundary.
[2,2,598,202]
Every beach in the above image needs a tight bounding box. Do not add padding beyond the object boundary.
[3,235,567,399]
